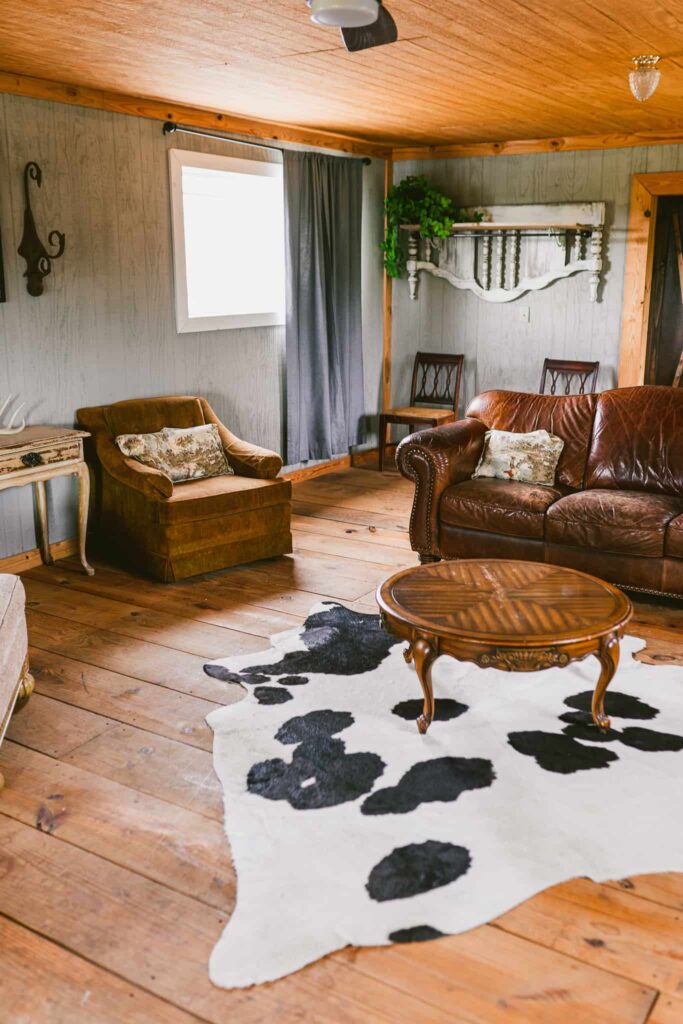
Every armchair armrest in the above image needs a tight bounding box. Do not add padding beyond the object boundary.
[199,399,283,480]
[76,405,173,499]
[396,417,487,556]
[94,434,174,499]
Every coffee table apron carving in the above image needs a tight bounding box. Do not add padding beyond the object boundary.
[377,560,632,735]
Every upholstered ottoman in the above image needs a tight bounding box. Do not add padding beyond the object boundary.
[0,574,33,792]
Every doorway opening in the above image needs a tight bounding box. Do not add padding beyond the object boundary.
[646,196,683,386]
[618,171,683,388]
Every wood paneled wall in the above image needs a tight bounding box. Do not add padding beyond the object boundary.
[0,93,385,559]
[390,145,683,418]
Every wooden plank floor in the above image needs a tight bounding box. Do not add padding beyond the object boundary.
[1,465,682,1023]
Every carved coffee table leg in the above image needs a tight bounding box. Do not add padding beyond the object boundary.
[592,633,619,732]
[412,636,438,735]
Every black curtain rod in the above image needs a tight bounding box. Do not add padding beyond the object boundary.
[162,122,372,165]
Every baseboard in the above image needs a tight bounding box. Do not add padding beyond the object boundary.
[283,444,399,484]
[354,445,399,468]
[0,537,78,575]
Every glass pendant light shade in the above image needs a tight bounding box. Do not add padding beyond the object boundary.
[310,0,379,28]
[629,56,661,102]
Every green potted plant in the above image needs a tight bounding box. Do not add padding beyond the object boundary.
[380,175,480,278]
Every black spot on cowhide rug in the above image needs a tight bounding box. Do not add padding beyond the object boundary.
[203,602,683,988]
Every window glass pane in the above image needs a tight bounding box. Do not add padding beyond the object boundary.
[180,164,285,320]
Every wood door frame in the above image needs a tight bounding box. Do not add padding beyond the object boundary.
[618,172,683,386]
[382,157,393,419]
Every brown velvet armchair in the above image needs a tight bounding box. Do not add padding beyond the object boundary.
[77,395,292,582]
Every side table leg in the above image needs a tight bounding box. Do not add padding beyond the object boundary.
[412,636,438,735]
[592,633,619,732]
[34,480,53,565]
[76,463,95,576]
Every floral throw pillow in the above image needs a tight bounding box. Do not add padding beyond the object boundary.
[472,428,564,486]
[115,424,232,483]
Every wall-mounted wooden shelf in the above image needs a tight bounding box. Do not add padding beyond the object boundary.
[401,202,605,304]
[401,222,596,232]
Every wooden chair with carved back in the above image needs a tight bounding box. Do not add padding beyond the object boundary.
[539,358,600,396]
[379,352,464,471]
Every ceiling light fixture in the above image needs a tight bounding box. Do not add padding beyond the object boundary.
[309,0,379,28]
[629,55,661,102]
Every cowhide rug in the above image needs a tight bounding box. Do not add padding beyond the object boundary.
[203,602,683,988]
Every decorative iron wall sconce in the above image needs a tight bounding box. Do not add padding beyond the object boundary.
[17,162,65,297]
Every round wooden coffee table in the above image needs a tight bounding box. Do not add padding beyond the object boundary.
[376,559,633,735]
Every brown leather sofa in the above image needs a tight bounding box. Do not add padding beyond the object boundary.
[77,395,292,582]
[396,386,683,599]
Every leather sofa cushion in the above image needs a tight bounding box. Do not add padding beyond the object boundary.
[585,386,683,496]
[465,390,597,490]
[546,489,683,557]
[154,474,292,524]
[440,478,563,540]
[666,515,683,559]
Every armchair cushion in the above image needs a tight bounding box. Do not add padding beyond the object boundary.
[155,474,291,524]
[441,478,564,540]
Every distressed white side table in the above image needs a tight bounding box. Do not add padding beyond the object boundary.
[0,426,94,575]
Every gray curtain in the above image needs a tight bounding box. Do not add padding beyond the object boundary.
[283,151,364,464]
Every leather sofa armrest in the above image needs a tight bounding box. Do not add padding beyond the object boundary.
[95,434,174,499]
[199,399,283,480]
[396,417,488,556]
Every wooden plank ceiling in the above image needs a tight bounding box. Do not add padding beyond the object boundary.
[1,0,683,146]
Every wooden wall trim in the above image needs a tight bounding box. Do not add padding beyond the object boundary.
[392,129,683,163]
[5,70,683,166]
[0,69,391,159]
[618,172,683,387]
[283,456,354,483]
[283,445,397,483]
[0,538,78,576]
[382,158,393,414]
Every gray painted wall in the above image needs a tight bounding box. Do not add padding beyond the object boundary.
[0,93,385,558]
[391,145,683,420]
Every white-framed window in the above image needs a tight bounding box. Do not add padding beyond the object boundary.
[168,148,286,333]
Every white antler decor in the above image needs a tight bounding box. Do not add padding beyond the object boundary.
[0,395,26,435]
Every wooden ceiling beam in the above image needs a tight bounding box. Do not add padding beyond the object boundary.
[0,69,392,159]
[392,128,683,162]
[2,69,683,165]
